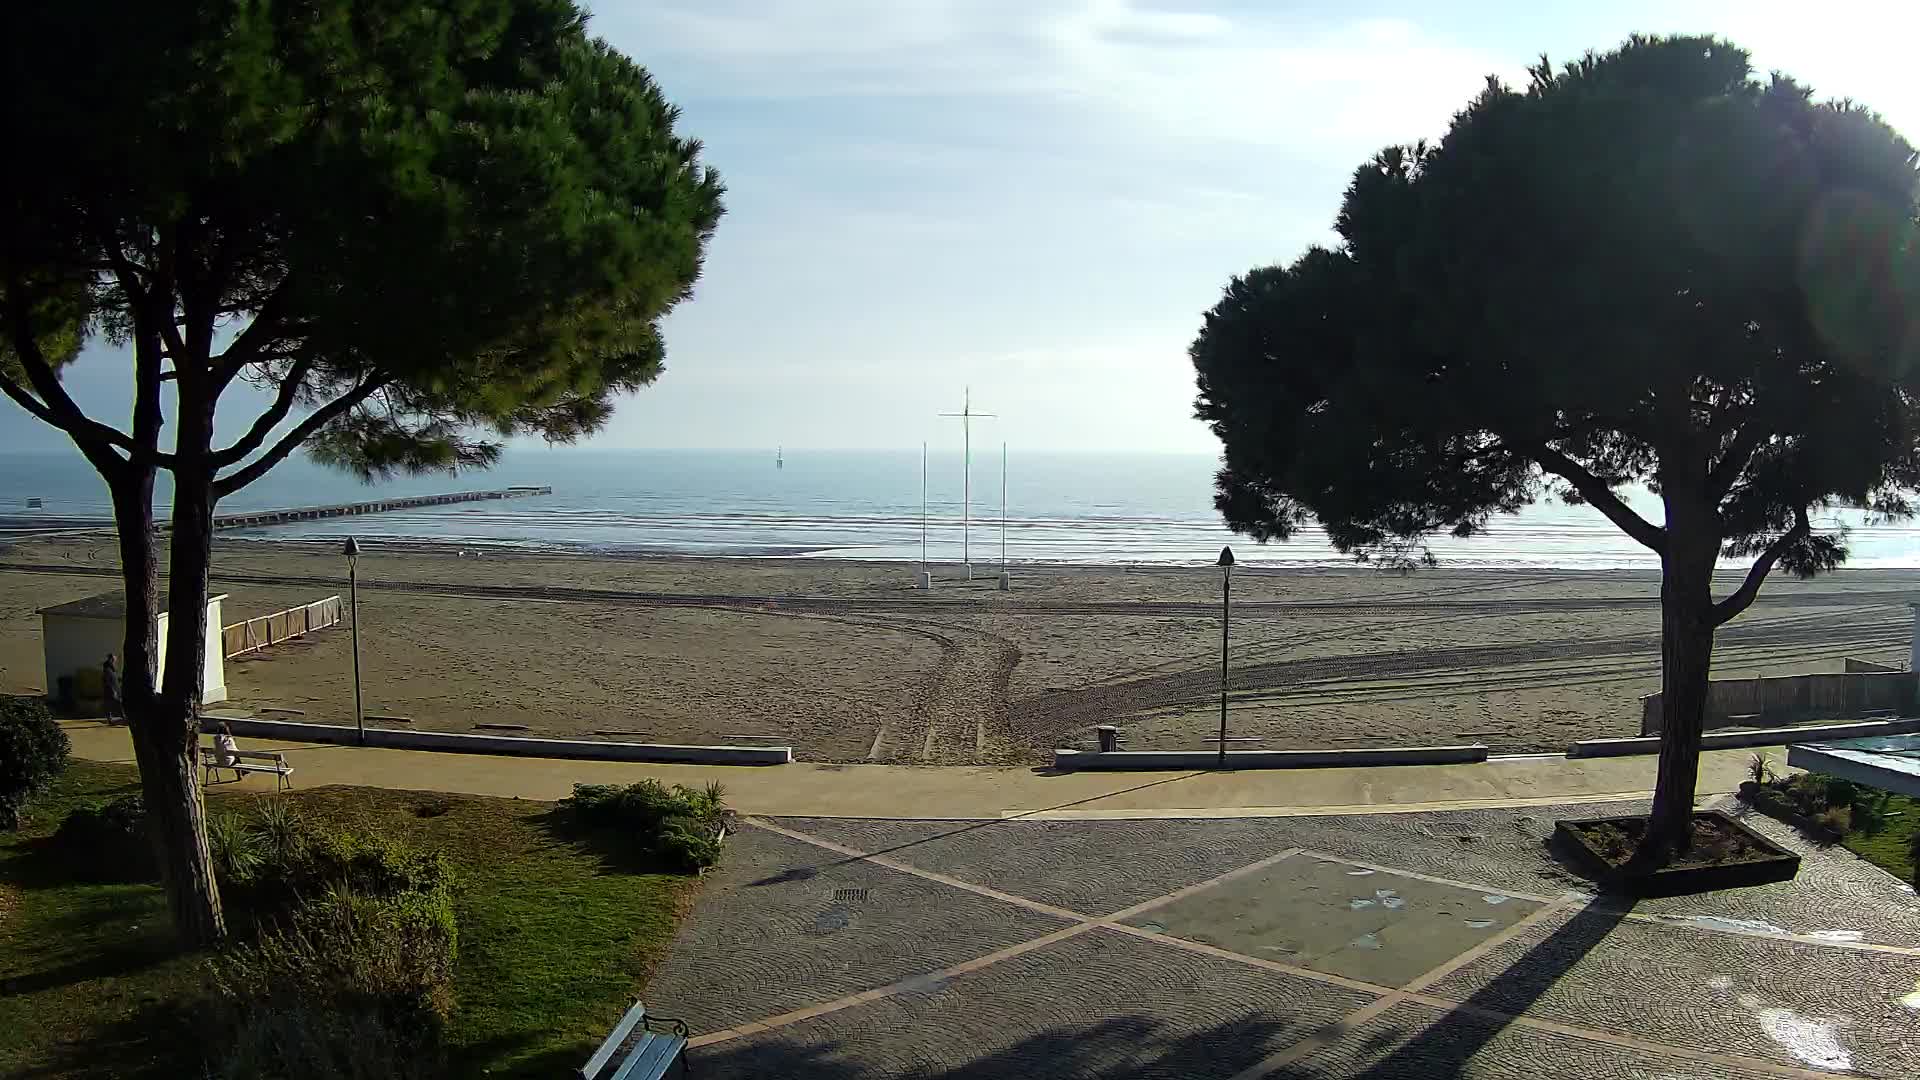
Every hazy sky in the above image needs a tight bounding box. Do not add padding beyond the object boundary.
[12,1,1920,455]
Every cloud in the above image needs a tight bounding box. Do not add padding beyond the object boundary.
[602,1,1507,151]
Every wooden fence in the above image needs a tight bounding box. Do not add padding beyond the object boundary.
[1640,670,1919,735]
[222,595,343,658]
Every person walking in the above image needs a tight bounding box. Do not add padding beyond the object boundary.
[101,653,123,725]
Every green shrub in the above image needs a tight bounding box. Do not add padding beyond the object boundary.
[209,811,267,885]
[52,793,155,880]
[0,695,69,829]
[210,887,458,1080]
[208,823,460,1079]
[1822,777,1859,810]
[252,798,307,866]
[561,779,727,871]
[1813,804,1854,838]
[229,822,454,933]
[1909,831,1920,885]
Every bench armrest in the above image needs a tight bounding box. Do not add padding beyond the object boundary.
[642,1015,690,1039]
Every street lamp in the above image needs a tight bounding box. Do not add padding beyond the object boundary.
[1217,545,1234,769]
[343,536,364,745]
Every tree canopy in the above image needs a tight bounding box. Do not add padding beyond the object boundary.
[1191,35,1920,855]
[1194,36,1920,590]
[2,0,723,488]
[0,0,723,942]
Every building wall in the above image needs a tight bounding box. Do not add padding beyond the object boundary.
[41,597,227,707]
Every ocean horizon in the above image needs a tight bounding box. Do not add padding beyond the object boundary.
[5,446,1920,570]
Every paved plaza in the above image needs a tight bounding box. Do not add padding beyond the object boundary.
[650,798,1920,1079]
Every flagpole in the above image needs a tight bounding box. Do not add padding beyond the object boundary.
[920,441,929,588]
[999,441,1010,591]
[940,387,994,585]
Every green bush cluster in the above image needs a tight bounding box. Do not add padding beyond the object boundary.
[0,695,69,829]
[52,793,156,880]
[562,779,728,871]
[203,805,459,1080]
[1744,770,1888,840]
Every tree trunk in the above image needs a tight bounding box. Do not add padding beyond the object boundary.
[154,396,227,945]
[105,454,225,944]
[1647,523,1718,859]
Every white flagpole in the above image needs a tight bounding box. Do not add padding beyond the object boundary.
[963,388,971,577]
[939,387,994,583]
[921,441,928,576]
[1000,441,1007,572]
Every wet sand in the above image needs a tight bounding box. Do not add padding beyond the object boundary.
[2,536,1911,762]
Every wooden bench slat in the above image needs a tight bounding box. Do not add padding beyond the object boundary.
[611,1033,685,1080]
[579,1001,649,1080]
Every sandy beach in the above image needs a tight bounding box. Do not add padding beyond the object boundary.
[2,535,1913,763]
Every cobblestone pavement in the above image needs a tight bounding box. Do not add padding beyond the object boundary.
[648,798,1920,1079]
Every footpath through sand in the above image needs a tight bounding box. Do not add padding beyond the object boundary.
[63,719,1761,819]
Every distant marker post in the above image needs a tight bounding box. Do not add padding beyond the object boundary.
[1216,545,1234,769]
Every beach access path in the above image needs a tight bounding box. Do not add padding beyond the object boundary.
[62,720,1762,819]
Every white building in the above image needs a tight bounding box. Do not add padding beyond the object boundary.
[39,592,228,706]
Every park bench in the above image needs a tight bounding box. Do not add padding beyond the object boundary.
[199,745,295,793]
[580,1000,689,1080]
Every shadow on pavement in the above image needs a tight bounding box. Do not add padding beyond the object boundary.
[1351,899,1635,1078]
[692,900,1636,1079]
[697,1011,1315,1079]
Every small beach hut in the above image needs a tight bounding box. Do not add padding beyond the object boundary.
[38,591,229,706]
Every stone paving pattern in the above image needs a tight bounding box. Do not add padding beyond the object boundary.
[782,815,1319,914]
[1126,856,1545,986]
[653,803,1920,1078]
[695,928,1374,1079]
[789,794,1920,946]
[646,828,1070,1031]
[1297,1003,1801,1080]
[1427,906,1920,1077]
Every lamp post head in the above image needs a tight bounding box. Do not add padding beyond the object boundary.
[1217,546,1234,569]
[342,536,361,560]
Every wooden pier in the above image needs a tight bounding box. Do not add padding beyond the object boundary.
[212,486,552,531]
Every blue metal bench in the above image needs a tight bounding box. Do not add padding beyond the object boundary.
[579,1000,690,1080]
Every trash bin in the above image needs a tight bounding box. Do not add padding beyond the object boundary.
[1095,725,1119,753]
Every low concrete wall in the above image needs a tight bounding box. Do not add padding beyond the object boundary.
[197,716,791,765]
[1640,671,1918,735]
[1052,744,1488,771]
[1570,716,1920,759]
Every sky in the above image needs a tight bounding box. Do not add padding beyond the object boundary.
[10,0,1920,455]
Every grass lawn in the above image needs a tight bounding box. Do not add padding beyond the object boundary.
[0,762,702,1079]
[1841,786,1919,885]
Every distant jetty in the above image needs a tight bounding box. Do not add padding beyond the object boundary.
[209,486,552,531]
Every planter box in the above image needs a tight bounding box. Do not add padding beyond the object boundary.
[1552,810,1801,898]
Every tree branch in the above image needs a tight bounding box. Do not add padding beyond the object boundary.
[209,279,293,391]
[1707,423,1766,501]
[1712,508,1811,627]
[2,282,141,458]
[212,377,382,497]
[1525,442,1668,552]
[211,357,313,467]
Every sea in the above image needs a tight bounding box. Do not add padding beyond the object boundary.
[4,447,1920,570]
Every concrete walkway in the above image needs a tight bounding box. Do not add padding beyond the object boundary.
[652,805,1920,1078]
[63,721,1765,819]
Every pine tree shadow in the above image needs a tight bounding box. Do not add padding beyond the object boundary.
[1342,900,1635,1078]
[698,1010,1350,1078]
[690,903,1635,1079]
